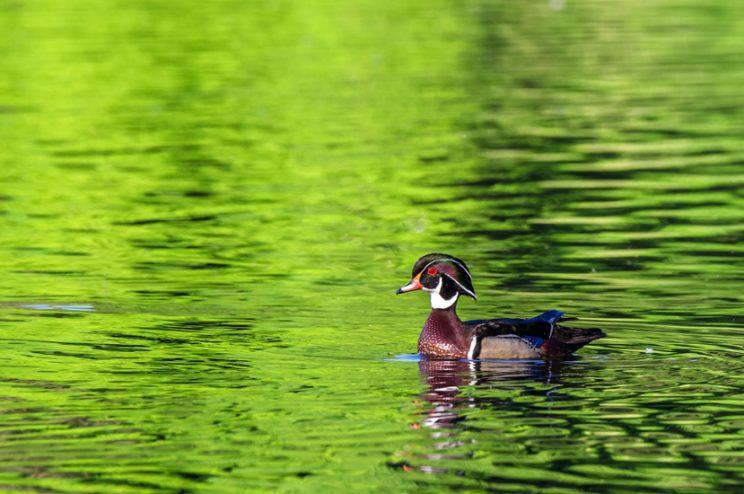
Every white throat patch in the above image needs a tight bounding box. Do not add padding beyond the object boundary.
[426,278,459,309]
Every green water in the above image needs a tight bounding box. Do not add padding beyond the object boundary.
[1,0,742,492]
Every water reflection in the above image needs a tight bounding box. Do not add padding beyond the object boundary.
[408,358,574,476]
[418,358,569,430]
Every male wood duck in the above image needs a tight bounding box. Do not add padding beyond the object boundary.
[397,253,606,359]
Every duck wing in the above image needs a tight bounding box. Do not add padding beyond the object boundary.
[467,310,606,358]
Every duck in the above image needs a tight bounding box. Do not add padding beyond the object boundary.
[396,253,605,359]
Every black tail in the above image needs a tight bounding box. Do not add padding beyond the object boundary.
[547,325,606,356]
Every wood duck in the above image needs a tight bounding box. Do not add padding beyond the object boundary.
[397,253,606,359]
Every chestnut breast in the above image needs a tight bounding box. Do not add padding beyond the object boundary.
[417,310,471,358]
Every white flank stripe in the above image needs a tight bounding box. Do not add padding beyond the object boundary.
[467,337,478,359]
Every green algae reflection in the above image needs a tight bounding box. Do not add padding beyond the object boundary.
[0,0,742,492]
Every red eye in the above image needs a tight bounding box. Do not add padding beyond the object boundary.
[427,267,437,276]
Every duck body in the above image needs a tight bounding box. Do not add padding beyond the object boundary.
[418,307,604,359]
[398,253,606,360]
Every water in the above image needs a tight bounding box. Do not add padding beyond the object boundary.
[0,0,742,492]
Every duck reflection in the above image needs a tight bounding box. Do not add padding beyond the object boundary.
[393,358,573,474]
[388,358,592,474]
[418,358,567,429]
[389,358,565,475]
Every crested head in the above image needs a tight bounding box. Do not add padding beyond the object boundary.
[397,252,477,309]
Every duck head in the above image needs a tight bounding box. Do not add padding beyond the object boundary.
[396,253,476,309]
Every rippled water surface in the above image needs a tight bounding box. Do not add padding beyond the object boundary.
[1,0,743,492]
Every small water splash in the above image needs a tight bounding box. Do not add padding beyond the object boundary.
[386,353,422,362]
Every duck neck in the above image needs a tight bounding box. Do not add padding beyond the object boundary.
[428,304,461,325]
[418,304,469,358]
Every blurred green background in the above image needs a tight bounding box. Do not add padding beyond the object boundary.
[0,0,742,492]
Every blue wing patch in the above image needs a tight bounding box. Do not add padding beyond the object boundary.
[522,335,545,348]
[532,310,564,324]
